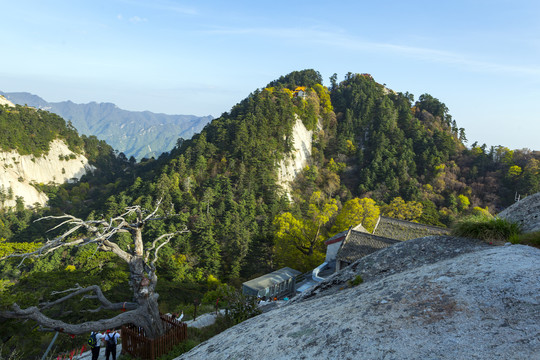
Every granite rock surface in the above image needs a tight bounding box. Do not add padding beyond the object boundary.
[179,237,540,360]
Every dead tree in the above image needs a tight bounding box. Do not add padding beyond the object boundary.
[0,200,188,338]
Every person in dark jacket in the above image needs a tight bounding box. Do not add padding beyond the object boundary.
[104,329,121,360]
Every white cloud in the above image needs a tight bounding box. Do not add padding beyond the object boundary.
[119,0,197,16]
[129,16,148,23]
[202,25,540,78]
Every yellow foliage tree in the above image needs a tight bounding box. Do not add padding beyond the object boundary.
[65,264,76,272]
[312,84,333,112]
[273,191,337,272]
[471,206,492,217]
[457,194,470,211]
[383,197,423,221]
[346,140,356,155]
[332,198,380,233]
[327,158,346,173]
[508,165,522,178]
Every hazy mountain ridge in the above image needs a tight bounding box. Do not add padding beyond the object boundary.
[0,91,213,160]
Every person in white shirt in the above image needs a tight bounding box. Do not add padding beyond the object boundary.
[104,329,121,360]
[89,331,106,360]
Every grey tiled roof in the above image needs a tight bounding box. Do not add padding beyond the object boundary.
[336,231,400,263]
[373,216,450,241]
[325,223,369,245]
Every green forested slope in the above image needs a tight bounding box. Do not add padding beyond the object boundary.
[3,69,540,279]
[0,104,84,156]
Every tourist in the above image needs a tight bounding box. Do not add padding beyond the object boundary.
[89,331,106,360]
[104,329,121,360]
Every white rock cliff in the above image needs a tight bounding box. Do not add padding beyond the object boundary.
[0,95,15,107]
[0,139,94,208]
[276,117,313,196]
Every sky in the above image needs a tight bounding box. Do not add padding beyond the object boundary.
[1,0,539,150]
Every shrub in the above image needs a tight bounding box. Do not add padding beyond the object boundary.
[451,215,521,242]
[348,275,363,287]
[510,231,540,249]
[156,339,199,360]
[223,288,261,324]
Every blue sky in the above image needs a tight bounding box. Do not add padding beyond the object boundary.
[1,0,539,150]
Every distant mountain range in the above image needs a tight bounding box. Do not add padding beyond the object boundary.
[0,91,213,160]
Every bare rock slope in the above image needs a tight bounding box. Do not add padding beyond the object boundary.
[0,95,15,107]
[276,116,312,197]
[179,237,540,360]
[498,192,540,233]
[0,139,93,207]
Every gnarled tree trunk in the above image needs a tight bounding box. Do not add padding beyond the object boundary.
[0,200,187,338]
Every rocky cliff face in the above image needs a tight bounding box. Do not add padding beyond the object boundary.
[276,117,313,196]
[179,236,540,359]
[0,139,94,208]
[498,192,540,233]
[0,95,14,107]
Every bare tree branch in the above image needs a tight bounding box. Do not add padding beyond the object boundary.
[144,227,188,266]
[142,199,163,223]
[39,284,136,312]
[1,304,139,335]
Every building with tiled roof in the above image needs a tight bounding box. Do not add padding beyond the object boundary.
[292,86,307,98]
[372,216,450,241]
[335,229,401,271]
[324,217,449,273]
[324,223,368,263]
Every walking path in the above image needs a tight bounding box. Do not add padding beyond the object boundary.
[184,309,226,328]
[73,311,224,359]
